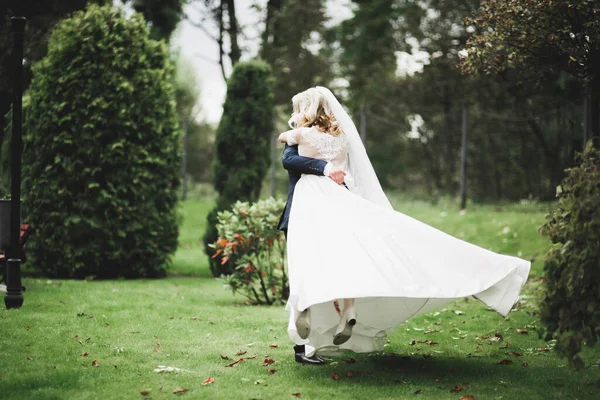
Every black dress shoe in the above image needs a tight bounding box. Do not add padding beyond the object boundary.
[295,352,325,365]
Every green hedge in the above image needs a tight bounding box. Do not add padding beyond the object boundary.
[22,4,180,278]
[539,141,600,369]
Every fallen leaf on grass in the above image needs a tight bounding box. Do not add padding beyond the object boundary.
[500,342,511,349]
[104,323,110,327]
[454,310,465,315]
[173,388,188,393]
[423,354,433,359]
[156,342,161,347]
[267,369,277,374]
[220,355,230,360]
[92,360,99,367]
[414,389,422,394]
[291,393,302,397]
[263,358,275,366]
[202,377,215,385]
[331,372,340,380]
[516,329,528,334]
[522,362,528,367]
[496,359,512,365]
[27,356,32,361]
[509,352,523,357]
[235,351,247,356]
[425,341,439,345]
[347,371,356,377]
[489,333,503,342]
[225,358,245,367]
[269,344,278,348]
[113,365,117,369]
[140,391,150,396]
[152,347,160,353]
[450,385,463,393]
[80,352,89,357]
[343,358,357,364]
[246,354,258,360]
[153,365,195,373]
[459,396,476,400]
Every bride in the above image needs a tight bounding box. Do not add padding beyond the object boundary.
[277,86,530,355]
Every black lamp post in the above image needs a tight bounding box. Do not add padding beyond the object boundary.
[4,16,26,309]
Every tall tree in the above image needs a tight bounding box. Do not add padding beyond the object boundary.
[333,0,407,186]
[462,0,600,140]
[131,0,186,41]
[186,0,241,80]
[260,0,331,105]
[203,60,274,276]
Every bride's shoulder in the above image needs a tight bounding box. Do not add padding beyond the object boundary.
[278,126,314,145]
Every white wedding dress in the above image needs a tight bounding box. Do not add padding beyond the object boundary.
[283,125,530,356]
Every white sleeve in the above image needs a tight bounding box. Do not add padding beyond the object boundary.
[323,162,333,176]
[286,131,299,146]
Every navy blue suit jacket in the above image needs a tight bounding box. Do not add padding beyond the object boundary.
[277,144,327,231]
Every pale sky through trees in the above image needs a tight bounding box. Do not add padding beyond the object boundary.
[171,0,428,124]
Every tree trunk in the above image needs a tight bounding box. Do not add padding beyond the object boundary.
[443,84,455,193]
[261,0,280,60]
[590,77,600,142]
[181,116,188,200]
[583,86,590,147]
[217,1,227,81]
[270,131,277,197]
[459,101,467,210]
[225,0,240,66]
[360,104,367,143]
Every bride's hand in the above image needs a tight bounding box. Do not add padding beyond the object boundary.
[278,131,289,143]
[328,169,346,185]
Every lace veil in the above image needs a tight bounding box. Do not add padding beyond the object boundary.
[315,86,392,210]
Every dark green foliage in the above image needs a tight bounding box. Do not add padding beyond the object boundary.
[539,141,600,369]
[23,4,180,278]
[1,1,109,146]
[131,0,186,41]
[215,198,287,305]
[462,0,600,139]
[261,0,331,105]
[203,60,274,277]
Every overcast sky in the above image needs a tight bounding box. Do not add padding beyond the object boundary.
[170,0,427,124]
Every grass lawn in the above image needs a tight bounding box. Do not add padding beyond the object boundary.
[1,196,598,400]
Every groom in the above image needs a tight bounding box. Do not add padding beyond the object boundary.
[278,143,345,365]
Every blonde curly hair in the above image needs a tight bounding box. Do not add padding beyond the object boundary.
[288,87,342,136]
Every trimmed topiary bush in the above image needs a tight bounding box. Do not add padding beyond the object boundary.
[23,4,180,278]
[539,141,600,369]
[203,60,274,277]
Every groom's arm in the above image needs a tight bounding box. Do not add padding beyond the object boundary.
[281,144,330,176]
[282,145,346,184]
